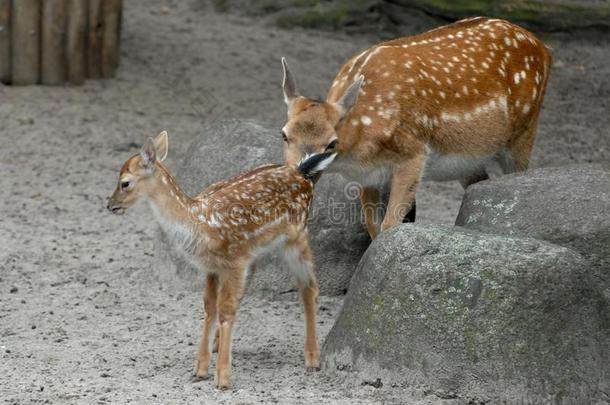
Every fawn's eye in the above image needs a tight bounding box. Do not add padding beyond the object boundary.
[325,139,338,151]
[121,181,131,190]
[281,131,288,142]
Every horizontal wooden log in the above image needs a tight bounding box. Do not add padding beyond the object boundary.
[101,0,122,78]
[41,0,66,85]
[0,0,9,83]
[11,0,40,85]
[65,0,87,84]
[387,0,610,30]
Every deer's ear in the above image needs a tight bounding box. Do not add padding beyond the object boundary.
[282,57,299,105]
[153,131,168,162]
[140,137,156,171]
[334,75,364,120]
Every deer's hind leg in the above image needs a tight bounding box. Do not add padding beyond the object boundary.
[459,168,489,189]
[498,119,539,174]
[284,234,320,371]
[194,273,218,379]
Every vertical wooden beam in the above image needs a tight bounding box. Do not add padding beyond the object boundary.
[101,0,121,78]
[87,0,102,78]
[0,0,10,83]
[41,0,67,85]
[11,0,41,85]
[65,0,87,84]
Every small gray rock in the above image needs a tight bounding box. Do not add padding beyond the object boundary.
[154,119,369,296]
[322,224,608,403]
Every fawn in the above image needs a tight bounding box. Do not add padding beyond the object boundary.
[280,17,551,238]
[107,131,336,388]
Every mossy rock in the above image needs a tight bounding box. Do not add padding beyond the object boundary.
[323,224,609,402]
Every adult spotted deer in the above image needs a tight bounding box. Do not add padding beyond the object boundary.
[281,17,551,238]
[107,131,336,388]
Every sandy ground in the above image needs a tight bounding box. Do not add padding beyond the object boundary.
[1,0,608,404]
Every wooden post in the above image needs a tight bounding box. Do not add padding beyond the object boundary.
[11,0,41,85]
[101,0,121,78]
[41,0,67,85]
[0,0,9,83]
[87,0,102,78]
[66,0,87,84]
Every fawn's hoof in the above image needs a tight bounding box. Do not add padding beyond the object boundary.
[306,366,321,372]
[305,350,320,372]
[192,360,210,380]
[214,370,230,390]
[191,374,209,383]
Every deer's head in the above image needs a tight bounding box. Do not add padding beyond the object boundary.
[107,131,169,214]
[280,58,363,166]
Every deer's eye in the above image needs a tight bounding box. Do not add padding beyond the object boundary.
[325,139,338,151]
[281,131,288,142]
[121,181,131,190]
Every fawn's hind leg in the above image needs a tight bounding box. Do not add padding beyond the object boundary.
[194,273,218,379]
[215,269,245,389]
[284,235,320,371]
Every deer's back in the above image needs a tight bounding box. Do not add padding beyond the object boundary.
[328,17,551,158]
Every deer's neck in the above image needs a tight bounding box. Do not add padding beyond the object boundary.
[147,164,199,232]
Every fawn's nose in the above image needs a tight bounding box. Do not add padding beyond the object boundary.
[106,199,122,214]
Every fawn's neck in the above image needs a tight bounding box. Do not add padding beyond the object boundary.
[147,164,199,230]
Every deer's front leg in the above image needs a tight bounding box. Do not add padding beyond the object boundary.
[215,272,244,389]
[380,155,424,233]
[360,186,381,239]
[194,273,218,379]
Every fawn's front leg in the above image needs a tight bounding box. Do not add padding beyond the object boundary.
[194,273,218,379]
[380,155,424,233]
[215,271,244,389]
[212,263,256,353]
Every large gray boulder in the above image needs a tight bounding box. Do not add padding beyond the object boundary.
[323,224,608,403]
[456,164,610,301]
[154,119,369,296]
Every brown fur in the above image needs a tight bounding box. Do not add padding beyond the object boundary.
[107,132,321,389]
[282,17,551,238]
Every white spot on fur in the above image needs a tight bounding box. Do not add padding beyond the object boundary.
[361,115,372,126]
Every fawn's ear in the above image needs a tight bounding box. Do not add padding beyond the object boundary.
[153,131,168,162]
[334,75,364,120]
[282,57,299,105]
[140,137,156,171]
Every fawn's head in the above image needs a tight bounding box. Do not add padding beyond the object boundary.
[107,131,169,214]
[281,58,363,166]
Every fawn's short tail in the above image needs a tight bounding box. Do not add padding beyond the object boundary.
[297,152,337,180]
